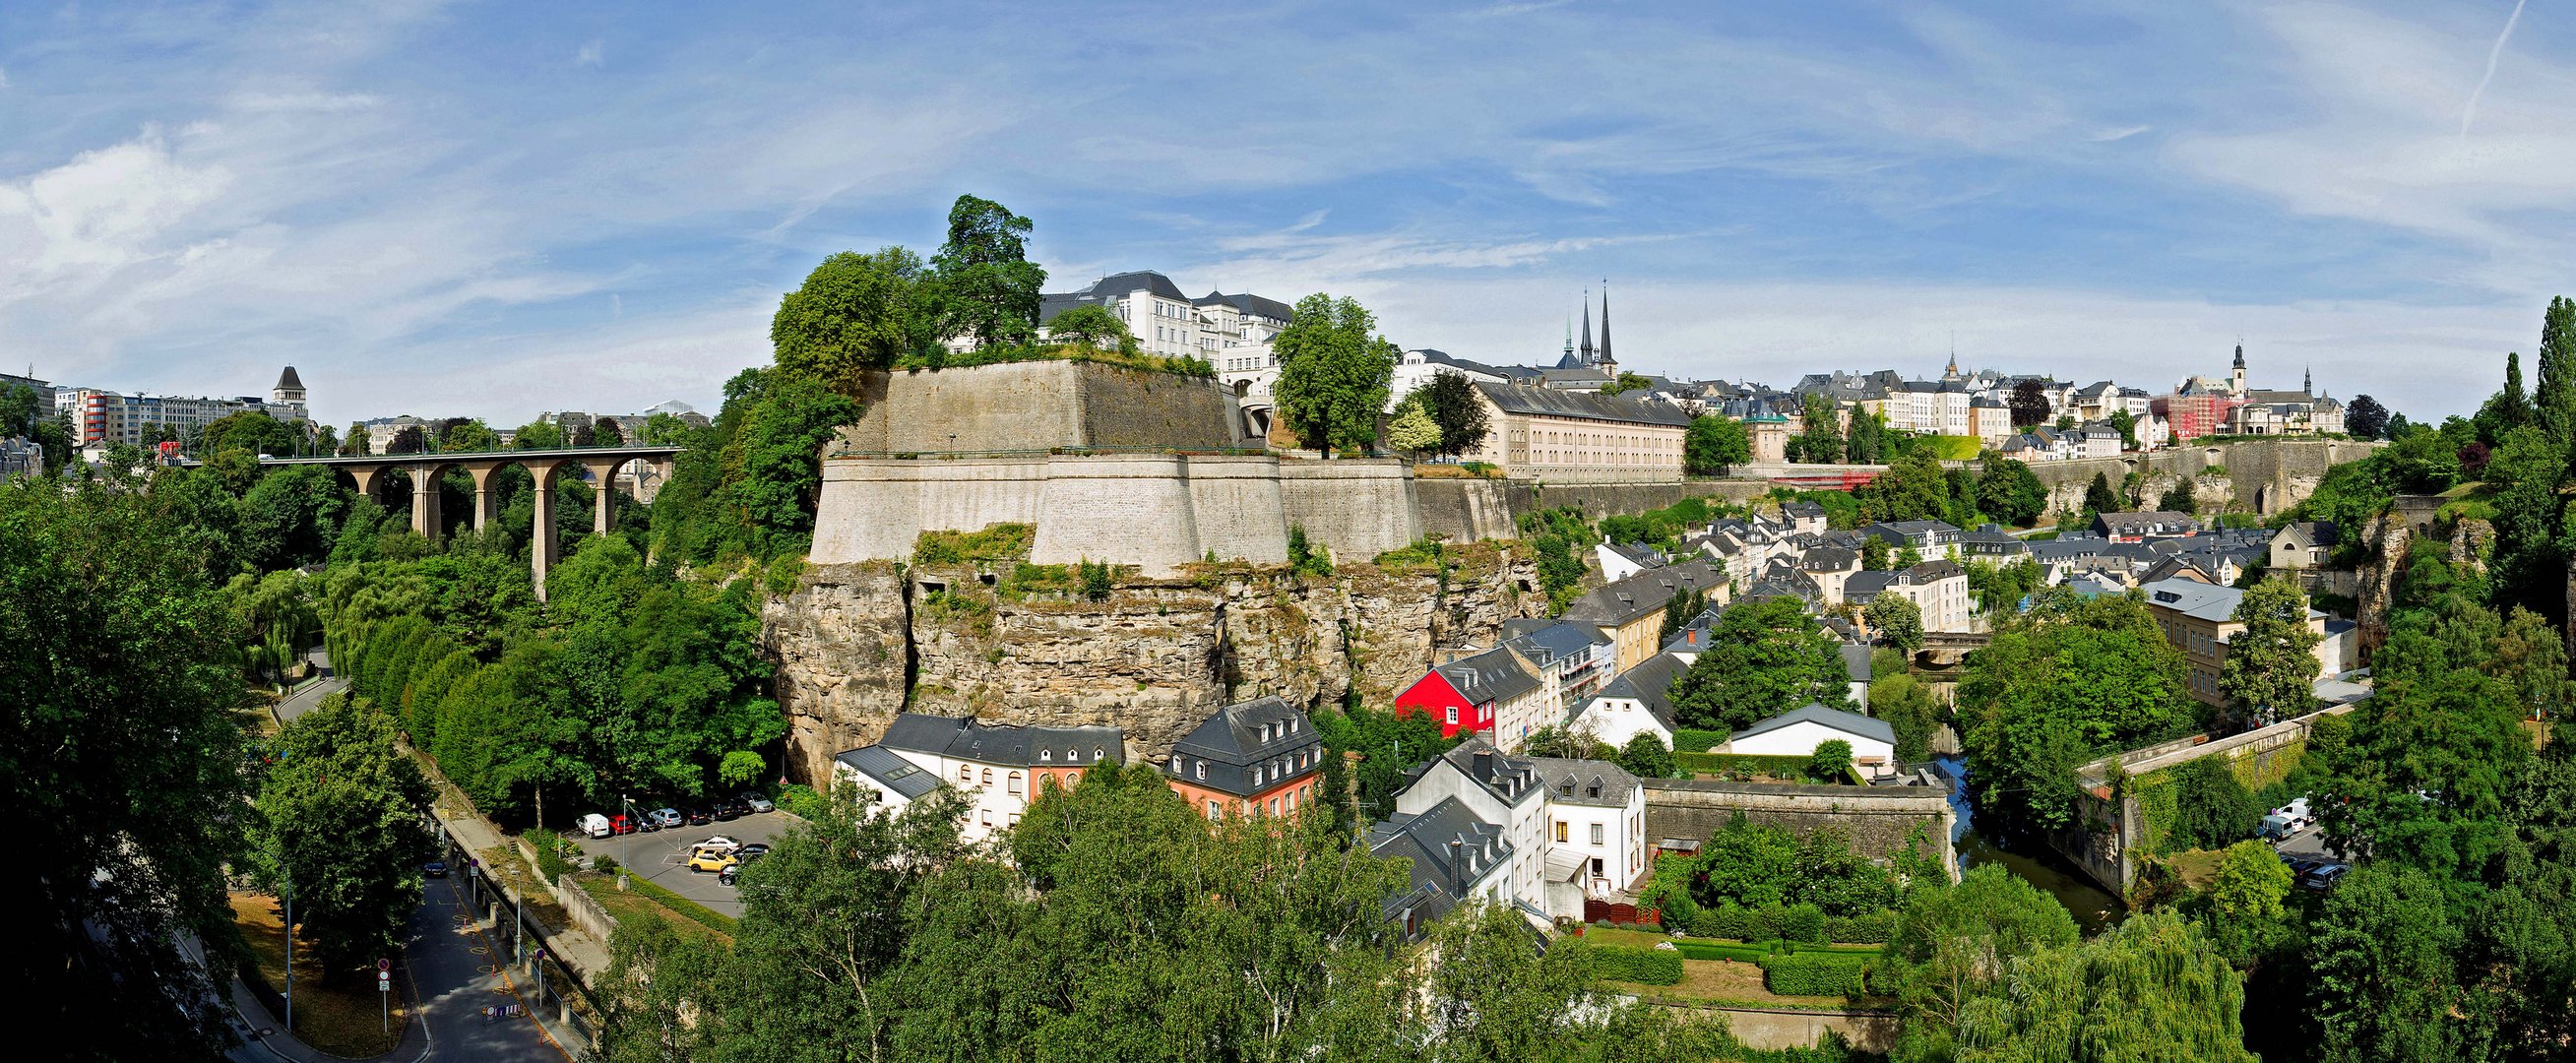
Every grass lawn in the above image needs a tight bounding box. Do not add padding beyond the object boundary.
[576,872,735,947]
[2164,849,2227,891]
[1607,958,1872,1011]
[231,894,411,1057]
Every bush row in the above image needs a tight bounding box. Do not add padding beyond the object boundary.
[1673,752,1815,777]
[1758,951,1874,997]
[1670,728,1730,754]
[1581,943,1683,985]
[1688,901,1832,944]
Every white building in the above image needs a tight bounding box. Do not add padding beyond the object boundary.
[865,713,1124,844]
[68,366,311,450]
[1724,704,1900,779]
[1392,740,1550,916]
[1528,758,1650,914]
[1569,653,1688,752]
[1847,559,1973,634]
[1036,271,1294,396]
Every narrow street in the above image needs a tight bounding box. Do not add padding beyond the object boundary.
[404,870,572,1063]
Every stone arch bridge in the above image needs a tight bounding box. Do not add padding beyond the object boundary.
[257,446,679,598]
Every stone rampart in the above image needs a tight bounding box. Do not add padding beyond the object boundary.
[2050,702,2356,895]
[1642,778,1957,875]
[2024,439,2374,516]
[838,361,1246,454]
[1278,460,1420,562]
[1030,455,1208,573]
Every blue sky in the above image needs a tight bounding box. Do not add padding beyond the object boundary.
[3,1,2571,425]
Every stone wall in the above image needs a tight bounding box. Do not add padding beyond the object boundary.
[2024,438,2373,515]
[1641,778,1958,875]
[838,361,1244,454]
[762,548,1545,785]
[1657,1005,1897,1054]
[2050,703,2356,895]
[1277,460,1421,562]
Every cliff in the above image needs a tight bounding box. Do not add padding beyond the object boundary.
[763,544,1544,786]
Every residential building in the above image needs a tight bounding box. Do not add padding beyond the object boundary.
[2141,579,2333,716]
[1967,397,2015,446]
[1595,541,1665,582]
[1394,646,1553,752]
[1389,349,1520,409]
[1368,795,1515,940]
[1779,500,1829,535]
[870,713,1125,844]
[1037,271,1206,360]
[1391,739,1549,921]
[1559,560,1728,673]
[1723,703,1900,779]
[1459,381,1692,482]
[1569,652,1689,751]
[70,368,312,450]
[1847,559,1972,633]
[0,371,55,421]
[1529,757,1648,911]
[2270,522,2339,570]
[1192,289,1296,391]
[1861,520,1962,553]
[1841,643,1874,710]
[2094,511,2200,542]
[831,745,941,815]
[1503,619,1615,706]
[2073,423,2122,459]
[1165,696,1327,821]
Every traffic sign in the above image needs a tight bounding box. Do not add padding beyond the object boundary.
[378,958,391,972]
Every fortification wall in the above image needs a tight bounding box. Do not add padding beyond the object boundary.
[1030,456,1206,572]
[838,361,1242,454]
[2024,439,2373,516]
[810,458,1051,563]
[1642,778,1958,875]
[1185,457,1291,565]
[1278,460,1419,562]
[1536,480,1773,516]
[1076,362,1255,448]
[1412,478,1522,543]
[2050,702,2356,894]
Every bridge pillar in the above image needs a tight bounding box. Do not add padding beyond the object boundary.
[530,462,563,601]
[347,463,390,507]
[586,459,626,537]
[408,463,451,539]
[464,462,509,531]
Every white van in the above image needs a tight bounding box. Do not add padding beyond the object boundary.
[576,813,613,839]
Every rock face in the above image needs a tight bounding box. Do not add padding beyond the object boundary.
[2354,514,2410,661]
[762,545,1545,786]
[2450,518,2494,578]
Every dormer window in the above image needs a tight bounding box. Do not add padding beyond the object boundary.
[1094,747,1106,761]
[1040,749,1054,762]
[1195,762,1207,781]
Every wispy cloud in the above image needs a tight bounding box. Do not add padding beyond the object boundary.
[2460,0,2528,136]
[575,39,603,67]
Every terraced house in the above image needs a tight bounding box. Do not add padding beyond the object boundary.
[1165,696,1326,820]
[846,713,1125,844]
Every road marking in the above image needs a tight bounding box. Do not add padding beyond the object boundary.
[436,875,574,1062]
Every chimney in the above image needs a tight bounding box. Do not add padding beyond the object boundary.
[1688,629,1699,647]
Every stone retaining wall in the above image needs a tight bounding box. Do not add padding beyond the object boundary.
[1642,778,1957,875]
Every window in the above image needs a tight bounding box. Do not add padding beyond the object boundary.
[981,768,993,785]
[1591,857,1603,878]
[1445,706,1458,725]
[1590,823,1604,845]
[1555,821,1569,844]
[1094,747,1106,760]
[1195,762,1207,781]
[979,810,991,828]
[959,766,972,784]
[1270,797,1281,816]
[1008,813,1020,828]
[1040,749,1053,762]
[1208,800,1222,820]
[1007,772,1023,796]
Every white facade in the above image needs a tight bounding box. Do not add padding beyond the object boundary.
[1533,761,1650,903]
[1571,691,1671,751]
[1726,719,1897,777]
[885,747,1037,844]
[1394,746,1549,912]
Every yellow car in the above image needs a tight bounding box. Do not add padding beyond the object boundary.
[686,847,738,874]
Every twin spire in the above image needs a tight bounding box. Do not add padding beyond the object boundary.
[1560,282,1613,368]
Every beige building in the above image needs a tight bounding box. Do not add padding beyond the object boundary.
[1464,382,1691,482]
[1847,559,1972,633]
[2142,578,2331,710]
[1560,560,1728,673]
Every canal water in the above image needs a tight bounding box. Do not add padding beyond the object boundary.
[1934,756,2126,935]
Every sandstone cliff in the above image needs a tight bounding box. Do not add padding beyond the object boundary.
[764,544,1544,786]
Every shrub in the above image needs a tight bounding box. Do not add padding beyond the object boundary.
[533,834,573,883]
[1759,951,1873,997]
[1747,902,1787,943]
[1781,903,1827,945]
[1673,752,1816,777]
[1825,910,1894,944]
[1583,943,1684,986]
[1670,727,1730,754]
[912,523,1035,565]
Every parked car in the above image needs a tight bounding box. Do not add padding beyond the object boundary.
[735,844,770,862]
[609,814,637,836]
[686,847,739,874]
[712,798,744,822]
[694,836,743,853]
[683,806,713,826]
[576,813,613,839]
[717,864,739,887]
[646,807,682,830]
[2301,863,2351,892]
[740,791,775,814]
[423,860,448,879]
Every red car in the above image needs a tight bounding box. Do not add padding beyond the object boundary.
[609,814,637,836]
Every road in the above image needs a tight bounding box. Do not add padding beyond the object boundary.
[405,869,571,1062]
[567,808,794,918]
[274,654,344,724]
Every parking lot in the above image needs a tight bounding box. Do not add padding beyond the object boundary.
[565,808,797,918]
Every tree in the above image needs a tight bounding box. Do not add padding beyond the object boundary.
[385,424,427,455]
[2158,476,2197,514]
[1683,414,1750,475]
[929,194,1045,348]
[1866,594,1923,654]
[2008,380,2051,428]
[1791,394,1845,464]
[1974,458,2047,526]
[2306,867,2467,1061]
[1601,371,1653,396]
[2165,755,2261,850]
[769,247,938,393]
[1875,671,1941,762]
[1956,590,2195,839]
[595,907,727,1063]
[252,692,430,977]
[2485,426,2565,619]
[1880,864,2080,1061]
[1524,726,1610,760]
[1966,557,2042,617]
[1418,370,1491,458]
[1,476,256,1058]
[2311,600,2532,877]
[591,416,624,447]
[2081,470,2119,516]
[1860,534,1892,572]
[2537,295,2576,442]
[2477,350,2534,441]
[1617,732,1673,780]
[1855,452,1953,525]
[0,382,39,438]
[2220,578,2322,727]
[1667,595,1852,730]
[2344,394,2390,440]
[1387,400,1441,456]
[1045,303,1134,352]
[1952,912,2256,1063]
[2203,839,2293,966]
[2105,408,2137,450]
[1272,293,1398,458]
[1808,738,1853,782]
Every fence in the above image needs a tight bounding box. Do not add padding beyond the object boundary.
[432,821,599,1051]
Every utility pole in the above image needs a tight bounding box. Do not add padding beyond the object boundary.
[283,878,293,1036]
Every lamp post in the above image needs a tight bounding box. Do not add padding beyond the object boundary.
[282,877,293,1036]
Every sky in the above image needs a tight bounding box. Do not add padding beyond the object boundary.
[3,0,2572,427]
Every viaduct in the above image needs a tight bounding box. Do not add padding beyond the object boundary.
[258,446,679,598]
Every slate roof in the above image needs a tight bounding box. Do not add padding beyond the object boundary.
[1367,795,1510,925]
[2096,511,2201,537]
[1433,647,1542,706]
[835,745,940,800]
[1471,381,1693,427]
[1170,696,1325,798]
[1841,643,1873,683]
[1194,289,1294,323]
[1409,349,1516,381]
[1588,653,1688,731]
[1781,501,1827,521]
[1798,546,1860,571]
[2140,578,2249,623]
[1602,541,1666,570]
[1561,560,1726,627]
[1432,737,1544,806]
[1506,621,1606,670]
[275,365,304,391]
[1844,571,1897,599]
[1525,758,1640,808]
[1731,703,1897,746]
[1038,271,1189,324]
[878,713,1126,768]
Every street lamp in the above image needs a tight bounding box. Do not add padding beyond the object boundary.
[282,876,293,1036]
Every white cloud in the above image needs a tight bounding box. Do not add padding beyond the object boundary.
[576,40,603,67]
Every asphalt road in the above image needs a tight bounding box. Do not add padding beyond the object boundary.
[274,664,346,725]
[566,809,793,918]
[409,869,572,1062]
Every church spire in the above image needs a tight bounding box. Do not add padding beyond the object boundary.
[1579,288,1595,364]
[2304,364,2313,395]
[1598,281,1612,368]
[2232,344,2245,370]
[1564,313,1573,359]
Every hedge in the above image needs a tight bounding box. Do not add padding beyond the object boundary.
[1781,903,1826,945]
[1674,752,1814,777]
[1674,941,1772,963]
[1584,943,1684,985]
[1826,910,1895,944]
[1759,951,1873,997]
[1671,728,1730,754]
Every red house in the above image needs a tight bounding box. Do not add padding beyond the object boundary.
[1395,666,1488,739]
[1393,647,1544,746]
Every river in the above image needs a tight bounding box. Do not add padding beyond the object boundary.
[1934,755,2125,935]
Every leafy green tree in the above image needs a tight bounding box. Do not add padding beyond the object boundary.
[1808,738,1853,782]
[1952,912,2255,1063]
[2344,394,2390,440]
[1965,558,2042,617]
[2535,295,2576,442]
[2221,578,2322,727]
[1617,732,1672,780]
[1315,704,1460,819]
[252,693,430,978]
[1273,293,1399,458]
[2082,470,2119,516]
[1880,864,2080,1061]
[1667,595,1853,731]
[1855,452,1952,524]
[1683,414,1750,475]
[1860,534,1892,571]
[2165,755,2261,851]
[770,247,938,393]
[203,409,302,458]
[1418,369,1491,458]
[1874,670,1940,762]
[2008,380,2050,428]
[2158,476,2198,514]
[1600,371,1653,396]
[591,416,625,447]
[0,382,38,438]
[594,907,727,1063]
[1044,303,1134,351]
[1866,594,1923,654]
[2312,599,2532,876]
[2477,350,2535,442]
[1423,901,1603,1061]
[1388,400,1441,456]
[511,419,568,451]
[2203,839,2293,966]
[1791,394,1845,464]
[1956,589,2194,839]
[1,475,254,1057]
[2105,408,2137,450]
[1974,458,2047,526]
[2485,426,2565,620]
[2307,867,2467,1062]
[704,367,861,558]
[929,194,1045,348]
[1523,726,1611,760]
